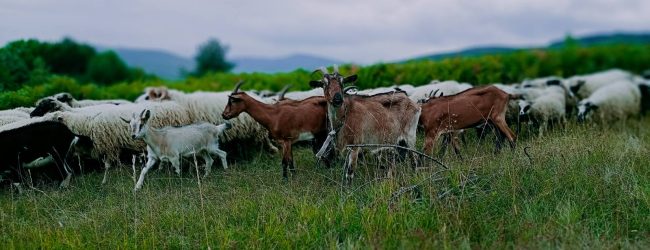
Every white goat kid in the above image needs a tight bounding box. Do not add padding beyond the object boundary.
[128,109,230,191]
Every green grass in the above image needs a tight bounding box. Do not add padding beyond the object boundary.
[1,118,649,249]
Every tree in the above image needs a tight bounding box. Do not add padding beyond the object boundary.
[85,51,130,84]
[193,38,234,76]
[44,37,96,76]
[0,49,30,91]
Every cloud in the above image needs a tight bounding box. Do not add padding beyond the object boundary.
[0,0,648,63]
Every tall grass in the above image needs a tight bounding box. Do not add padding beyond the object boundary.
[1,118,648,248]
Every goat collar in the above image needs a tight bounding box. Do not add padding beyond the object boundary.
[315,101,349,159]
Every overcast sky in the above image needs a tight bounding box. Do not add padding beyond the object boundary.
[1,0,649,64]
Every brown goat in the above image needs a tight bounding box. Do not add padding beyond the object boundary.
[309,66,421,182]
[419,85,516,156]
[222,82,329,179]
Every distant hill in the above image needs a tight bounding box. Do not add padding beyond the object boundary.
[410,47,519,61]
[99,32,649,78]
[549,32,650,48]
[411,32,650,63]
[231,54,343,73]
[99,46,342,78]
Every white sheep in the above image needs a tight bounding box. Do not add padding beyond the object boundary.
[41,99,193,184]
[50,92,131,107]
[566,69,636,99]
[0,107,34,126]
[282,88,324,100]
[135,86,279,153]
[518,85,567,136]
[577,81,641,123]
[520,76,563,89]
[129,109,230,191]
[0,107,33,118]
[409,80,473,103]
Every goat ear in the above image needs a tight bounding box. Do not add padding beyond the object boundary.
[309,80,323,88]
[343,75,358,84]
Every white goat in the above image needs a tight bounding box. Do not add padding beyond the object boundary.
[40,99,193,184]
[134,86,279,153]
[128,109,230,191]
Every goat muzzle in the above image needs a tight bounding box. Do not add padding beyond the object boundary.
[332,93,343,107]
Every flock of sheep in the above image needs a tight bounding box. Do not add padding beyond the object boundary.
[0,67,648,191]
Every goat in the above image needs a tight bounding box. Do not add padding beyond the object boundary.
[36,99,193,184]
[419,86,516,156]
[126,109,230,191]
[309,66,421,182]
[134,86,280,154]
[222,82,329,179]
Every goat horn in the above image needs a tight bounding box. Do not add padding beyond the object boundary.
[278,84,292,100]
[431,89,440,99]
[312,67,329,76]
[233,80,245,93]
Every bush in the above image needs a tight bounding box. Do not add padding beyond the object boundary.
[0,43,649,110]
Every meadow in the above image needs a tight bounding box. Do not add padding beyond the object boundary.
[1,42,649,248]
[1,117,648,248]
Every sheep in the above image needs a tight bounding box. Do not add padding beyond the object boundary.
[396,84,416,95]
[520,76,563,89]
[40,100,193,184]
[282,88,324,100]
[30,97,123,117]
[0,107,33,118]
[409,80,473,103]
[48,92,131,107]
[566,69,636,99]
[0,107,33,126]
[517,85,567,137]
[577,81,642,123]
[134,86,279,153]
[128,109,230,191]
[0,118,93,189]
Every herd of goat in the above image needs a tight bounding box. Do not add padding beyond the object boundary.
[1,67,649,191]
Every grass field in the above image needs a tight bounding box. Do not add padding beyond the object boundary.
[1,117,649,249]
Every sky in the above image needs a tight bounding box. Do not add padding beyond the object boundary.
[1,0,649,64]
